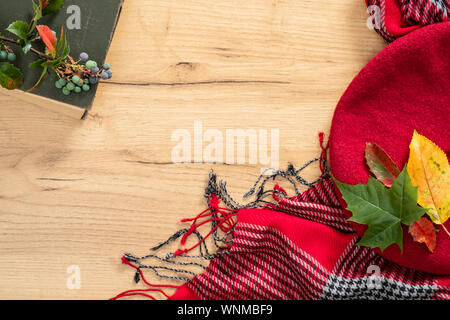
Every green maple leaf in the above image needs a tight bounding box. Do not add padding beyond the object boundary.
[334,167,426,252]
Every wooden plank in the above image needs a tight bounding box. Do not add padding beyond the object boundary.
[0,0,384,299]
[0,88,87,120]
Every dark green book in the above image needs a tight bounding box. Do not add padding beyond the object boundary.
[0,0,124,118]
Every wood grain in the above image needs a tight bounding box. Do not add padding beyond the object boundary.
[0,0,384,299]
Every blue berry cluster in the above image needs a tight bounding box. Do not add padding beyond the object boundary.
[80,52,112,84]
[55,52,112,96]
[0,49,16,62]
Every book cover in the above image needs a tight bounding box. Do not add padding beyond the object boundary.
[0,0,123,112]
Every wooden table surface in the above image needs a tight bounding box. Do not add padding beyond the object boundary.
[0,0,384,299]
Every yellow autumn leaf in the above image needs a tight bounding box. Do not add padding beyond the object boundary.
[406,130,450,226]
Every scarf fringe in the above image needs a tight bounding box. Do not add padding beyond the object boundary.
[112,133,330,300]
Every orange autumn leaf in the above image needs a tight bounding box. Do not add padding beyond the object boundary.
[67,55,76,64]
[36,25,56,55]
[409,217,437,252]
[406,131,450,226]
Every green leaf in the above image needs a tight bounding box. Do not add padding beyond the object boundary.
[56,26,65,53]
[33,1,43,20]
[21,40,32,54]
[61,34,70,59]
[29,59,45,69]
[0,62,24,90]
[52,25,70,59]
[27,66,48,92]
[334,167,427,252]
[42,0,64,16]
[29,1,43,35]
[42,59,62,68]
[6,21,30,41]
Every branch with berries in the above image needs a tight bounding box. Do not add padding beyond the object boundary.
[0,0,112,95]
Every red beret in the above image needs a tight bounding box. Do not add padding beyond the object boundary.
[329,23,450,274]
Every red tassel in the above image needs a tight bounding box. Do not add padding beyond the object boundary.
[176,194,237,254]
[318,132,329,175]
[209,193,220,208]
[272,184,287,202]
[174,211,237,257]
[174,195,237,257]
[110,290,157,300]
[114,194,237,299]
[112,256,180,300]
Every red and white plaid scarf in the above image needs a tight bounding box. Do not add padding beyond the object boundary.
[114,177,450,300]
[174,178,449,300]
[366,0,449,42]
